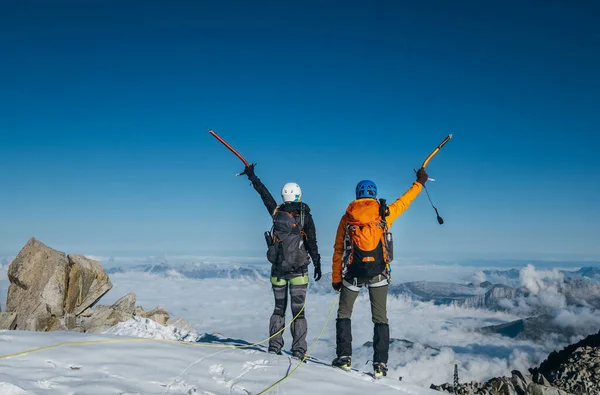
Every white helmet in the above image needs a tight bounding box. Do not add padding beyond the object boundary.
[281,182,302,202]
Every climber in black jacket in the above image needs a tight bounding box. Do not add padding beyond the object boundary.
[241,163,321,361]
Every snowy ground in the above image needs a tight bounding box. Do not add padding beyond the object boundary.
[0,326,441,394]
[0,261,588,393]
[98,271,549,388]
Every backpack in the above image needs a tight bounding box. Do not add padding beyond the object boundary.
[265,204,309,277]
[342,198,394,281]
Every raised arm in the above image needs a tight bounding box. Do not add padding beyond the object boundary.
[242,164,278,215]
[386,168,428,224]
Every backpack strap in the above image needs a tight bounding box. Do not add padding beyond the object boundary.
[378,199,390,229]
[272,204,280,217]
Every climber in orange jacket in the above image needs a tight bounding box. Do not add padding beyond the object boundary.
[331,168,428,378]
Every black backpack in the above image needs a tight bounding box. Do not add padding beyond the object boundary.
[265,204,309,277]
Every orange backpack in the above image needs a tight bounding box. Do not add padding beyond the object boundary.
[342,198,394,281]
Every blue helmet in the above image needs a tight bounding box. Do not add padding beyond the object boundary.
[355,180,377,199]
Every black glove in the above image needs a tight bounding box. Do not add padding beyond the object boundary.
[240,163,256,179]
[332,282,342,292]
[416,167,428,185]
[313,262,322,281]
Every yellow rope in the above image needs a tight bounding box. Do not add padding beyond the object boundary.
[0,290,340,395]
[0,337,155,359]
[257,293,340,395]
[0,292,307,359]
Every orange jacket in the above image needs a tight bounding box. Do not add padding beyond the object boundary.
[332,181,423,283]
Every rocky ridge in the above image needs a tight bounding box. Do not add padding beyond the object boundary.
[431,330,600,395]
[0,237,187,334]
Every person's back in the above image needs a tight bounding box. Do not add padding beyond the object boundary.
[342,198,390,279]
[331,169,428,378]
[241,164,321,360]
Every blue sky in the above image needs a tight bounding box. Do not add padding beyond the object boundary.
[0,1,598,261]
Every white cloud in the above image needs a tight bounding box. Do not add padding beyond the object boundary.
[471,270,487,286]
[101,271,552,388]
[553,307,600,335]
[519,264,564,295]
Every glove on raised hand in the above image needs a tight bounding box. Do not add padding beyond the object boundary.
[416,167,429,185]
[240,163,256,179]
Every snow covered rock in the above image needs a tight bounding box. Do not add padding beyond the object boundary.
[79,301,135,333]
[136,305,170,325]
[6,238,69,331]
[64,254,112,315]
[78,292,172,333]
[166,317,194,332]
[104,315,200,342]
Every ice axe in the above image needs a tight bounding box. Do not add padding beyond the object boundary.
[208,129,253,176]
[422,134,452,169]
[415,134,452,225]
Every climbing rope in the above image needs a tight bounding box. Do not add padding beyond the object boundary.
[257,292,340,395]
[0,290,307,360]
[0,291,340,395]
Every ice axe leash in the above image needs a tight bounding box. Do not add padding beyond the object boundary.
[415,134,452,225]
[208,129,252,175]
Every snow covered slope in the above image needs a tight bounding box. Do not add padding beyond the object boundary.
[0,323,442,395]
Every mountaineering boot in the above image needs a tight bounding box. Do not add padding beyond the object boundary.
[373,362,388,379]
[291,350,306,362]
[268,347,282,355]
[332,355,352,371]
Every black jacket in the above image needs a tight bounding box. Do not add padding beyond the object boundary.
[249,174,320,266]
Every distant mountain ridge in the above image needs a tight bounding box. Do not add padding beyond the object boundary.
[105,261,271,280]
[104,262,600,309]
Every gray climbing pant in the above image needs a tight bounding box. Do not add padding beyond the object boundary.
[268,273,309,354]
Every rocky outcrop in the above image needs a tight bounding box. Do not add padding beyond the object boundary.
[530,330,600,394]
[432,330,600,394]
[6,238,70,331]
[65,254,112,315]
[4,238,173,334]
[80,304,135,334]
[112,292,136,315]
[79,292,172,334]
[0,312,17,330]
[136,306,170,325]
[79,293,138,333]
[430,370,573,394]
[544,346,600,394]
